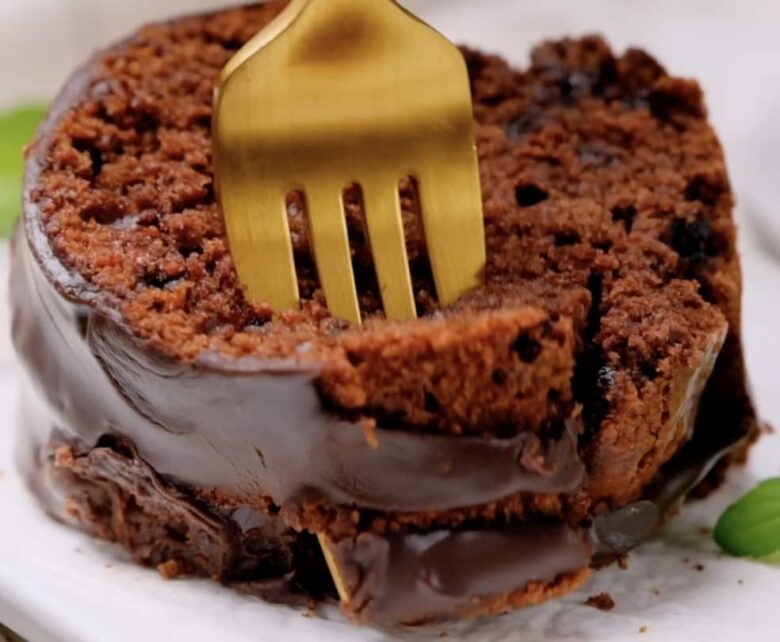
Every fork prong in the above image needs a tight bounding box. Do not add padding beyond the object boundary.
[219,176,300,313]
[305,185,361,325]
[317,533,350,602]
[362,180,416,322]
[416,154,486,308]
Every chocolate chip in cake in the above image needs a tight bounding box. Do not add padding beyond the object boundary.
[515,183,549,207]
[512,335,542,363]
[611,205,637,233]
[670,218,718,262]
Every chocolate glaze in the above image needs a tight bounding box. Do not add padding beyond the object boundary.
[12,229,583,513]
[331,525,592,624]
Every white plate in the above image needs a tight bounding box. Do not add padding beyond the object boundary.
[3,1,780,639]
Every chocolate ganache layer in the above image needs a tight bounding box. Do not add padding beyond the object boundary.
[11,2,760,625]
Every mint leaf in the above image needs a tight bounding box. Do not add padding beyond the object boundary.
[714,478,780,557]
[0,104,47,237]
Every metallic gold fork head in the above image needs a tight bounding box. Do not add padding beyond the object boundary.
[213,0,485,324]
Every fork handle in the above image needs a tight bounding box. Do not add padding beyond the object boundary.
[295,0,401,12]
[283,0,407,42]
[227,0,409,76]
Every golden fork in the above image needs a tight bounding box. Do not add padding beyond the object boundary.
[213,0,485,325]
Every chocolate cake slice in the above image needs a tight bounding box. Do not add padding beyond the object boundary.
[11,1,758,624]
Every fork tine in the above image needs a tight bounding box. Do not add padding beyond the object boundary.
[219,175,300,313]
[305,184,362,324]
[362,180,416,322]
[416,152,485,308]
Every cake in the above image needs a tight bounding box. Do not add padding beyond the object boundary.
[11,1,758,625]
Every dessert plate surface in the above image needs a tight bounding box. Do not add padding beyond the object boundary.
[3,1,780,640]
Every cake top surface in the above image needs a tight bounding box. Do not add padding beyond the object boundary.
[26,1,732,370]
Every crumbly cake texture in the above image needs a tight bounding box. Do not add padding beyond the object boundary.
[16,0,757,624]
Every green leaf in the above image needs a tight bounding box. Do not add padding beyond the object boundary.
[0,104,47,237]
[714,477,780,557]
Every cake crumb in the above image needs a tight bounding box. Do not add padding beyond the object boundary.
[617,555,629,570]
[54,446,75,467]
[585,593,615,611]
[359,417,379,449]
[694,563,705,572]
[64,497,82,520]
[157,559,185,579]
[652,588,661,596]
[639,626,648,634]
[698,526,712,536]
